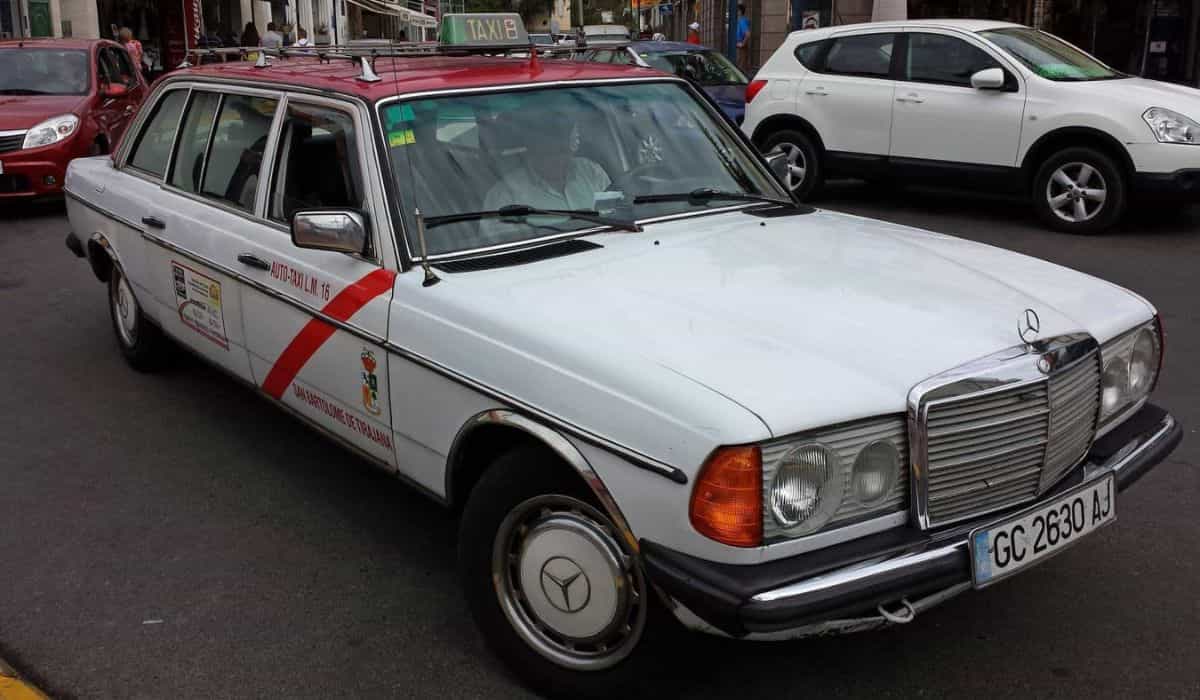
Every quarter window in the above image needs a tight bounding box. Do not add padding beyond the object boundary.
[823,33,895,78]
[906,33,1001,87]
[199,94,278,212]
[268,102,364,223]
[794,40,827,70]
[168,91,220,193]
[127,89,187,177]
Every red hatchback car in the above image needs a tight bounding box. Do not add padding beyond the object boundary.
[0,38,147,199]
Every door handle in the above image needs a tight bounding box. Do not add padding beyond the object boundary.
[896,94,925,103]
[141,216,165,229]
[805,89,829,96]
[237,253,271,271]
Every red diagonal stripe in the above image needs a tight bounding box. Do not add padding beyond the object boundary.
[261,267,396,400]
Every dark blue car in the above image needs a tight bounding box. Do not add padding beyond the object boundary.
[582,41,749,124]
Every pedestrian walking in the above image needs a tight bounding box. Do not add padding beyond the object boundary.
[117,27,143,72]
[735,4,751,71]
[687,22,701,44]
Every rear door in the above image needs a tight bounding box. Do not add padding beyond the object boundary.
[889,31,1026,167]
[799,30,898,157]
[237,95,398,467]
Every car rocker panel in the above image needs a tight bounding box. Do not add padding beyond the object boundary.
[62,15,1182,695]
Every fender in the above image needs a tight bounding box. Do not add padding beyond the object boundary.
[447,409,640,553]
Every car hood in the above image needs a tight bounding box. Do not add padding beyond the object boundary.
[400,208,1153,464]
[0,94,88,130]
[1073,76,1200,118]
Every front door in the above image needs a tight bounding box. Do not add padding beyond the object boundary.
[889,31,1027,168]
[237,96,398,467]
[800,30,898,156]
[27,0,50,37]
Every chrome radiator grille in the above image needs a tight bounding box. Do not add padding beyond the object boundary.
[916,340,1102,528]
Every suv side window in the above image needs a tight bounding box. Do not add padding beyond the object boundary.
[906,33,1001,87]
[127,89,188,177]
[794,40,828,70]
[168,91,221,193]
[823,33,896,78]
[199,94,279,212]
[268,102,364,223]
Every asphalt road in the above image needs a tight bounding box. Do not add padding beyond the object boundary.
[1,187,1198,699]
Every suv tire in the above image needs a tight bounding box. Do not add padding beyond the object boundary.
[1032,147,1126,234]
[761,129,822,200]
[458,446,668,699]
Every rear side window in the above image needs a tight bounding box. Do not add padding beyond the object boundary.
[906,33,1001,86]
[127,89,187,177]
[199,94,278,211]
[824,33,896,78]
[168,91,221,193]
[794,40,827,70]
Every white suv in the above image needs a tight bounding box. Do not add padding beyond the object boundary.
[743,20,1200,233]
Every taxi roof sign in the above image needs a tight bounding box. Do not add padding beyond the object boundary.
[439,13,530,49]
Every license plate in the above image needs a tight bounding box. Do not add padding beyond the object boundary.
[969,473,1115,588]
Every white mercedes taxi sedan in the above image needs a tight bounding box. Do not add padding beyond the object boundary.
[743,20,1200,234]
[64,19,1181,699]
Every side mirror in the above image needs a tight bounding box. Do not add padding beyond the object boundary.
[291,209,368,255]
[970,67,1006,90]
[100,82,129,98]
[764,148,791,185]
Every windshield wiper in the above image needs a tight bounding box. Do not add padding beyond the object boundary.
[0,88,52,95]
[633,187,793,207]
[424,204,642,233]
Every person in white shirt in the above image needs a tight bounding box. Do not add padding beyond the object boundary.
[260,22,284,49]
[294,27,312,48]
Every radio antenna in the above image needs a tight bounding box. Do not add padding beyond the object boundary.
[415,208,440,287]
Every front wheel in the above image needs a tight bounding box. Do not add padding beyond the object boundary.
[1032,147,1126,234]
[458,447,660,698]
[761,129,822,200]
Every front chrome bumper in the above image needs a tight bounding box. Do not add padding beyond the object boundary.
[642,405,1182,639]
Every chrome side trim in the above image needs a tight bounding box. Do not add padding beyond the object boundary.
[447,409,640,552]
[906,333,1099,530]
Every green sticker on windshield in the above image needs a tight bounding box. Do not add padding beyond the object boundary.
[388,129,416,147]
[384,104,417,129]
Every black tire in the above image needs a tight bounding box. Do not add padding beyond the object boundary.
[1032,147,1126,234]
[761,128,823,200]
[108,264,166,371]
[458,446,669,699]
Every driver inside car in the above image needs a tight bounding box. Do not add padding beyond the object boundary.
[481,110,611,239]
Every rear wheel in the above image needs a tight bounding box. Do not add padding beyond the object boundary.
[108,265,165,371]
[458,446,661,698]
[1032,147,1126,234]
[761,129,822,200]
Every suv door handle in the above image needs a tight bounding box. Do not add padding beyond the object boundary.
[896,94,925,103]
[237,253,271,271]
[141,216,165,229]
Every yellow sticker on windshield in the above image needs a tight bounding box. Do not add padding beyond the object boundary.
[388,129,416,147]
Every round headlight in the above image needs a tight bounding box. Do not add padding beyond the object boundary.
[769,443,842,535]
[1128,328,1159,397]
[852,441,899,507]
[1101,356,1129,416]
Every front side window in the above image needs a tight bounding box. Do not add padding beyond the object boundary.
[199,94,278,211]
[0,48,89,96]
[824,33,895,78]
[906,33,1001,87]
[99,48,137,87]
[269,102,364,223]
[169,91,221,193]
[640,50,747,85]
[381,82,782,256]
[981,27,1119,81]
[127,89,188,177]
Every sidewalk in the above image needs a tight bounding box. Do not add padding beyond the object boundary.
[0,658,48,700]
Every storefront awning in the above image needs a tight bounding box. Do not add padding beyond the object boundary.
[344,0,438,27]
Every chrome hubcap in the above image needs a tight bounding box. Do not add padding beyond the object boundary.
[493,495,645,671]
[112,272,138,347]
[777,142,807,192]
[1047,162,1107,223]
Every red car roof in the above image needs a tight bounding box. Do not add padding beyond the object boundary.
[173,54,666,102]
[0,38,110,50]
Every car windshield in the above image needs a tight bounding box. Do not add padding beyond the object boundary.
[381,81,781,257]
[980,28,1120,81]
[640,49,747,86]
[0,48,90,95]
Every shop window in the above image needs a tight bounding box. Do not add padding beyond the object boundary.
[824,33,896,78]
[127,89,187,178]
[906,33,1001,86]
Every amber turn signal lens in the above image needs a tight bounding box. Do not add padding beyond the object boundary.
[690,445,762,547]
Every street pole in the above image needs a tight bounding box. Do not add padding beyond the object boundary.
[725,0,736,61]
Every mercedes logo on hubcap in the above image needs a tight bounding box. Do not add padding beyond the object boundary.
[539,556,591,614]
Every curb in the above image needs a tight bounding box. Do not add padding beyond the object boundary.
[0,658,49,700]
